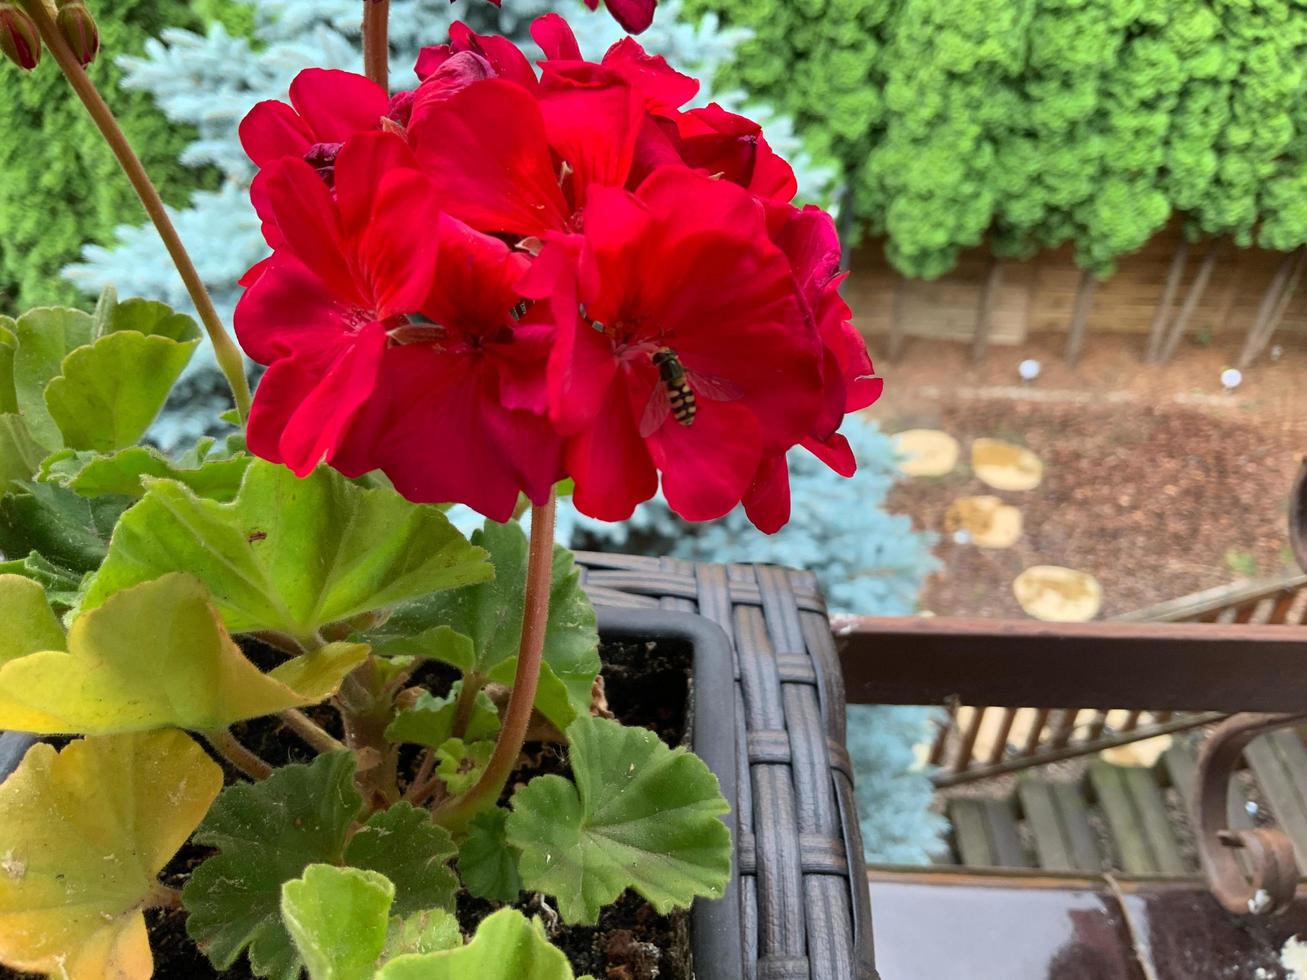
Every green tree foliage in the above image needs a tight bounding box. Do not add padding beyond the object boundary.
[0,0,218,314]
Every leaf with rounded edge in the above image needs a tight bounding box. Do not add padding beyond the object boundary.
[458,808,522,903]
[184,752,363,980]
[369,521,598,730]
[0,573,368,735]
[0,574,64,664]
[0,480,126,574]
[40,446,251,501]
[12,307,93,450]
[376,908,577,980]
[385,682,500,749]
[0,319,17,413]
[281,865,394,980]
[82,460,492,640]
[0,731,223,980]
[435,738,494,795]
[46,330,200,452]
[0,415,43,486]
[381,908,462,960]
[343,803,458,918]
[506,716,732,925]
[99,296,201,343]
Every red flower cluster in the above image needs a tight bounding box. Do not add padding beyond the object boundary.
[234,16,881,530]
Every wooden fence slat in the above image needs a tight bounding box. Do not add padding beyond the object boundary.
[1051,781,1102,872]
[949,799,993,866]
[1089,762,1155,873]
[1120,765,1187,874]
[1018,780,1073,871]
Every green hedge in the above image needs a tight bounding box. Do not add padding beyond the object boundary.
[0,0,219,314]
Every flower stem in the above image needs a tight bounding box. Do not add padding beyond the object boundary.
[435,493,556,833]
[203,729,272,781]
[362,0,390,92]
[279,709,347,754]
[18,0,252,423]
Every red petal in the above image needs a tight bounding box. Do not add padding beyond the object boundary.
[288,68,389,142]
[261,157,358,305]
[565,376,657,522]
[603,0,656,33]
[448,22,537,90]
[408,51,496,130]
[531,14,582,61]
[333,130,419,238]
[647,396,761,522]
[411,80,569,237]
[536,65,643,204]
[601,37,698,113]
[743,454,791,534]
[248,169,285,250]
[421,213,528,329]
[547,290,618,435]
[240,100,313,167]
[234,252,355,366]
[802,432,857,478]
[357,170,443,316]
[414,44,450,80]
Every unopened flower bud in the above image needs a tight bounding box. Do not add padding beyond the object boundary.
[56,0,97,67]
[0,2,41,71]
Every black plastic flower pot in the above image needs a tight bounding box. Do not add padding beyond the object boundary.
[0,609,744,980]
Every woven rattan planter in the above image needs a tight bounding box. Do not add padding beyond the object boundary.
[578,552,876,980]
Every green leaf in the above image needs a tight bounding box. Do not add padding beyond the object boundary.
[370,521,598,730]
[11,307,93,450]
[0,573,368,735]
[184,752,363,980]
[0,480,128,573]
[0,731,223,980]
[99,295,201,343]
[506,716,732,926]
[281,865,394,980]
[0,574,65,664]
[82,460,492,640]
[0,318,18,414]
[435,738,494,796]
[376,908,578,980]
[0,552,84,610]
[40,445,251,501]
[382,909,462,960]
[343,803,458,918]
[0,414,42,485]
[385,682,500,749]
[89,285,117,340]
[458,808,522,903]
[45,329,199,452]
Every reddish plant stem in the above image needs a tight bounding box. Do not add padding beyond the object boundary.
[203,730,272,781]
[18,0,251,422]
[402,748,438,804]
[435,494,556,833]
[279,709,346,754]
[362,0,390,92]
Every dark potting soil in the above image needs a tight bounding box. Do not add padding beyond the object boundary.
[0,636,696,980]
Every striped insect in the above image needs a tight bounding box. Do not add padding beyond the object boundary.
[640,347,742,437]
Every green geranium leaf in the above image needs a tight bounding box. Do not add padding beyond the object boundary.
[0,731,222,980]
[281,865,395,980]
[0,552,84,611]
[385,682,500,749]
[82,460,491,640]
[186,757,461,980]
[100,296,201,343]
[376,908,578,980]
[343,803,458,918]
[0,480,128,574]
[506,716,732,926]
[383,909,462,960]
[185,752,363,980]
[11,307,93,450]
[0,414,43,485]
[0,319,18,414]
[0,574,65,664]
[40,445,251,501]
[0,573,368,735]
[458,808,522,903]
[89,285,117,340]
[435,738,494,796]
[369,521,598,731]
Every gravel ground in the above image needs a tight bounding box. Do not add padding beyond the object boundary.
[865,331,1307,618]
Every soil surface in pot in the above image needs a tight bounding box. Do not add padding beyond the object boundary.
[0,636,696,980]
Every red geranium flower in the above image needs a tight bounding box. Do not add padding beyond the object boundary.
[523,167,825,523]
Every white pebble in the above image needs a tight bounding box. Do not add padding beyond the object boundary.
[1220,368,1243,390]
[1018,359,1042,382]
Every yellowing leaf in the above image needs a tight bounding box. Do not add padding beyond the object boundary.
[0,575,65,664]
[972,438,1044,491]
[943,495,1023,549]
[0,730,222,980]
[0,573,368,735]
[1013,565,1102,622]
[891,429,959,477]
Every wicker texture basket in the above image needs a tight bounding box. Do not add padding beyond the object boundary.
[577,552,875,980]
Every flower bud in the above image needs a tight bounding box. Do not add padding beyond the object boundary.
[55,0,97,67]
[0,2,41,71]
